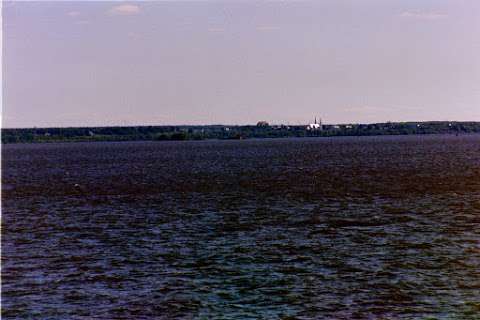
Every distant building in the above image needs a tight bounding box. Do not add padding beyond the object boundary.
[306,117,322,131]
[257,121,269,127]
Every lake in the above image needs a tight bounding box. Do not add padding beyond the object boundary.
[2,135,480,319]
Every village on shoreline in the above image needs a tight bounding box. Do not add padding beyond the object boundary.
[2,121,480,144]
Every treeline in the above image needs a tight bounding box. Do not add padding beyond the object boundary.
[2,121,480,144]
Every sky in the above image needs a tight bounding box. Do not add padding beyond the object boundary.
[3,0,480,128]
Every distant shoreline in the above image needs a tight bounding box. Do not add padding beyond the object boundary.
[2,121,480,144]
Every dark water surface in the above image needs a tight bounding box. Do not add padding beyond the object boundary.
[3,135,480,319]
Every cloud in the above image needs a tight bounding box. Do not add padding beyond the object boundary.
[345,105,417,114]
[256,26,280,32]
[67,11,81,17]
[127,31,143,39]
[399,11,447,20]
[207,27,225,33]
[345,105,386,113]
[108,4,141,16]
[75,20,91,25]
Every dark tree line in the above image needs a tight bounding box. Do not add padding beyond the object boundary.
[2,122,480,144]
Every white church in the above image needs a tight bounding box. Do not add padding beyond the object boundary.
[306,117,322,130]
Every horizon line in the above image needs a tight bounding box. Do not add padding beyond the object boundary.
[3,120,480,130]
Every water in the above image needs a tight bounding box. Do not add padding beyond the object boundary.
[2,135,480,319]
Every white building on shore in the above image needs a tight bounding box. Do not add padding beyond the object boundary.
[307,117,322,130]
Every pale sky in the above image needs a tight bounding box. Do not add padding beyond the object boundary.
[3,0,480,128]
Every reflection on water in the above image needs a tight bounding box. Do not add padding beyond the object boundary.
[3,135,480,319]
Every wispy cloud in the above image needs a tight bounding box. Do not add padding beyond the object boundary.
[345,105,386,113]
[256,26,280,32]
[207,27,225,33]
[345,105,417,114]
[127,31,144,39]
[108,4,141,16]
[399,11,447,20]
[67,11,81,17]
[75,20,91,25]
